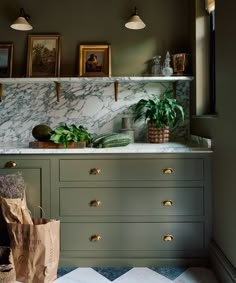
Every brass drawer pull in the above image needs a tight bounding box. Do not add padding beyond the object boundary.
[163,200,173,206]
[163,235,174,241]
[5,161,17,168]
[163,168,174,174]
[89,234,102,242]
[90,168,102,175]
[90,200,102,207]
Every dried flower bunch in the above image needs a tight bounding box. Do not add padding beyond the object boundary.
[0,172,25,199]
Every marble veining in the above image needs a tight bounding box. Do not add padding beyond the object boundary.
[0,80,190,144]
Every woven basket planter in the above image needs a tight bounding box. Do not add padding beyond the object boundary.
[148,122,169,143]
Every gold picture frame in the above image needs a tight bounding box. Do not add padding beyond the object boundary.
[27,35,61,77]
[79,44,111,77]
[0,43,13,78]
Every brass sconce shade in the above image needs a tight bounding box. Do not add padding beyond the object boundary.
[125,6,146,30]
[10,8,33,31]
[205,0,215,13]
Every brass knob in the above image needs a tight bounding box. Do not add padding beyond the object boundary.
[90,200,102,207]
[90,168,102,175]
[89,234,102,242]
[163,168,174,174]
[5,161,17,168]
[163,200,173,206]
[163,235,174,241]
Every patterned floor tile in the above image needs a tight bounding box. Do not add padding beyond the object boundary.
[174,267,220,283]
[57,267,77,278]
[150,267,188,280]
[48,266,220,282]
[93,267,132,281]
[54,268,111,283]
[113,267,172,283]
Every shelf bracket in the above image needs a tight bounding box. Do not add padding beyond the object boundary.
[172,81,177,99]
[55,81,61,102]
[0,83,2,102]
[114,80,118,101]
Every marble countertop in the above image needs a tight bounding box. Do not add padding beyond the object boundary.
[0,136,212,154]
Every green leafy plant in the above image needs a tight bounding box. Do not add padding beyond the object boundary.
[49,124,91,148]
[133,89,184,128]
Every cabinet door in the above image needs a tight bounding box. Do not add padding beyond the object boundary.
[0,158,50,217]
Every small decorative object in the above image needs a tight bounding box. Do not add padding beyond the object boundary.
[133,89,184,143]
[120,117,134,142]
[79,44,111,77]
[49,124,91,148]
[27,35,61,77]
[172,53,191,75]
[162,51,173,77]
[151,55,162,75]
[0,43,13,78]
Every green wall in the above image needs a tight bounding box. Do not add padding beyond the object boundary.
[0,0,191,77]
[191,0,236,268]
[2,0,235,271]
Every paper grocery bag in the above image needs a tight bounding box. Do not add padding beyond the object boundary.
[7,217,60,283]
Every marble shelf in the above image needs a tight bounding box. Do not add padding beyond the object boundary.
[0,76,194,101]
[0,76,194,84]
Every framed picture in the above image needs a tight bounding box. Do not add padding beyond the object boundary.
[0,43,13,78]
[27,35,61,77]
[79,44,111,77]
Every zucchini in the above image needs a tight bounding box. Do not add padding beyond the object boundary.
[102,140,131,148]
[93,133,131,148]
[102,134,131,145]
[92,133,117,144]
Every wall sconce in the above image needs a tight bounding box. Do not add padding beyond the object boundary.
[125,6,146,30]
[205,0,215,13]
[10,8,33,31]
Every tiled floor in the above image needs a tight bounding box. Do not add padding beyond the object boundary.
[52,267,220,283]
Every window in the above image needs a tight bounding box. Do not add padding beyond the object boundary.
[194,0,216,116]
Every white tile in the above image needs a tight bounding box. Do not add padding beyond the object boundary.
[55,267,111,283]
[174,267,220,283]
[53,277,79,283]
[114,267,172,283]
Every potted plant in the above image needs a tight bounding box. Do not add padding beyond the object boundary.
[133,89,184,143]
[49,124,92,148]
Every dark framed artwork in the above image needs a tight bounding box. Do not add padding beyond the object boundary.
[0,43,13,78]
[27,35,61,77]
[79,44,111,77]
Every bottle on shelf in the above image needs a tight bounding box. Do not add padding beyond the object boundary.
[162,51,173,77]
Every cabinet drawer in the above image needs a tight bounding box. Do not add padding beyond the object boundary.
[61,222,204,251]
[59,187,204,216]
[59,158,204,181]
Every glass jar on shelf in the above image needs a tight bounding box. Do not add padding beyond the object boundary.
[151,55,162,75]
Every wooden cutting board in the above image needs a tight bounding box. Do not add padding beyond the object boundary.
[29,141,86,148]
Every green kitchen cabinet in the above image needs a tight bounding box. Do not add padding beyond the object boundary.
[0,152,211,267]
[51,153,212,267]
[0,157,50,217]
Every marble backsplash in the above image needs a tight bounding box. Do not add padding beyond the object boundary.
[0,80,190,144]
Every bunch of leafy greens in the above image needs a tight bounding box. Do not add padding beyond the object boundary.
[50,124,91,148]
